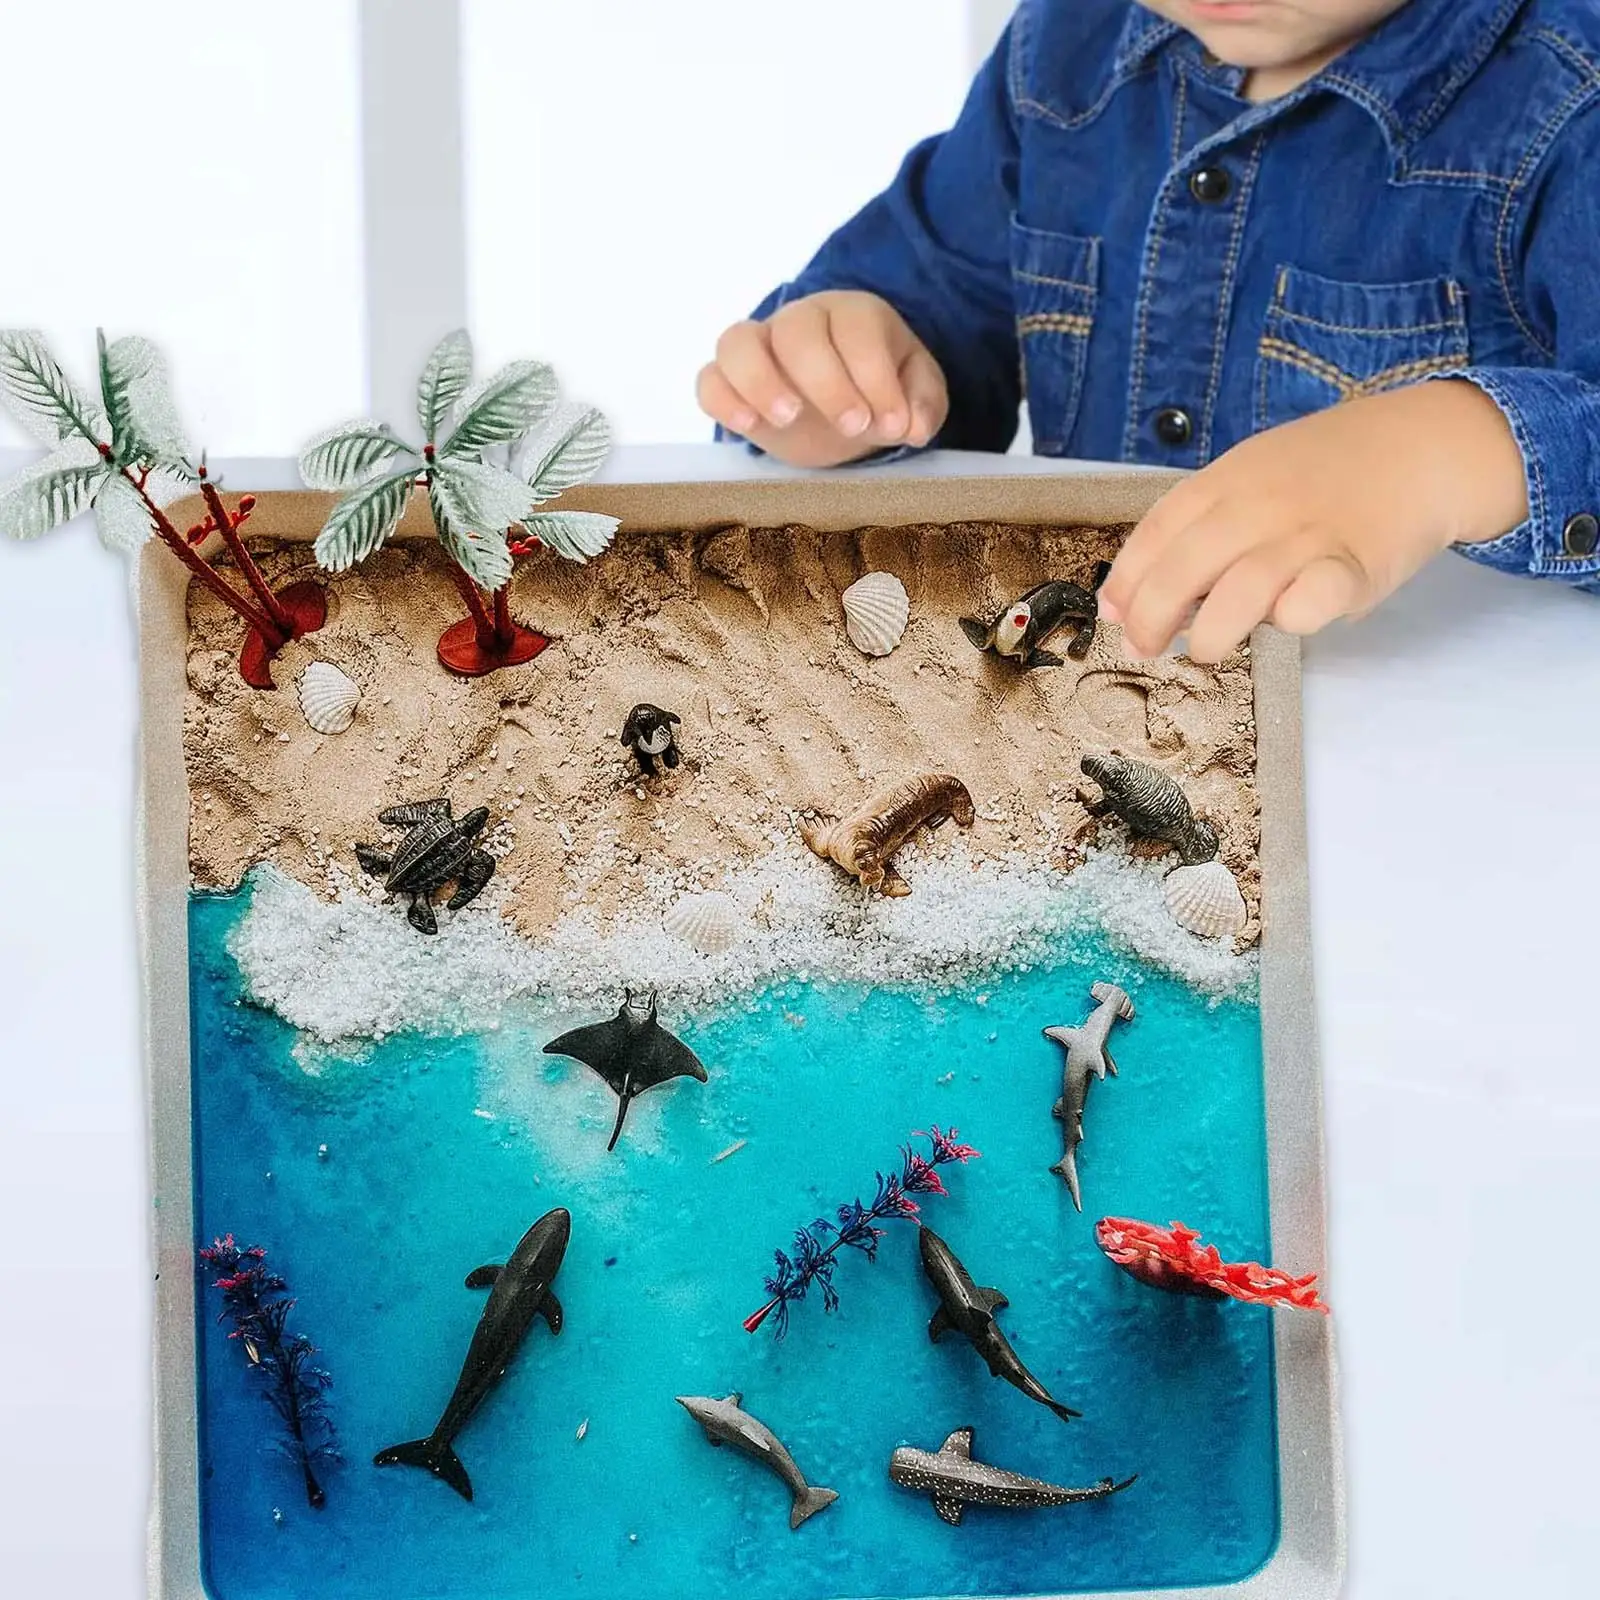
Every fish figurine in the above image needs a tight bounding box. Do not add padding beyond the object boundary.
[374,1208,571,1502]
[676,1393,840,1529]
[1043,981,1135,1211]
[889,1426,1136,1525]
[959,575,1102,668]
[543,988,708,1150]
[918,1226,1080,1424]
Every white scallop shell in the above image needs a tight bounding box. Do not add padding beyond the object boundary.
[841,571,910,657]
[1164,860,1248,940]
[664,892,741,955]
[297,661,360,735]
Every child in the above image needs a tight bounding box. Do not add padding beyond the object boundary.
[697,0,1600,663]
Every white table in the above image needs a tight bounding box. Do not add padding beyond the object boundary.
[2,446,1596,1597]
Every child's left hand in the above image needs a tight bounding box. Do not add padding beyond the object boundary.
[1098,380,1530,663]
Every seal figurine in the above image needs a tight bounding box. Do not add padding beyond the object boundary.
[621,703,682,776]
[800,772,976,896]
[676,1393,840,1529]
[354,798,496,935]
[959,576,1101,668]
[1079,752,1218,864]
[1043,981,1135,1210]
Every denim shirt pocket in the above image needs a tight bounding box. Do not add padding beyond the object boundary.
[1010,218,1100,455]
[1254,266,1470,434]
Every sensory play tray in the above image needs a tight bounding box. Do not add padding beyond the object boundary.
[139,467,1342,1600]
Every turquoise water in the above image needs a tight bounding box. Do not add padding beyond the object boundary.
[190,889,1278,1599]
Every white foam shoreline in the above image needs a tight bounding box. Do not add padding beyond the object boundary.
[227,837,1258,1045]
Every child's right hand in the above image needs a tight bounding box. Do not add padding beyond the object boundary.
[698,291,949,467]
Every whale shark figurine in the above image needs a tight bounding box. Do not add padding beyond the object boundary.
[374,1208,570,1501]
[889,1427,1136,1525]
[919,1226,1080,1423]
[543,989,708,1150]
[1043,981,1135,1211]
[676,1393,840,1529]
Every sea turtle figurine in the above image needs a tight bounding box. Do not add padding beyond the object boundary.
[355,799,496,934]
[621,703,683,776]
[959,571,1105,668]
[1079,753,1218,864]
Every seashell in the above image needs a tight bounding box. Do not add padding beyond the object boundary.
[841,571,909,657]
[1163,861,1248,940]
[297,661,360,735]
[664,891,741,955]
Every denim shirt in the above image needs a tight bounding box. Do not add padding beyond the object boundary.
[748,0,1600,593]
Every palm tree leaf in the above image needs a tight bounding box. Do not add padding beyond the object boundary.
[517,407,613,504]
[312,469,416,572]
[0,329,107,447]
[97,331,191,467]
[299,420,418,491]
[416,330,473,445]
[440,360,559,459]
[92,468,159,553]
[427,459,532,589]
[520,509,620,564]
[0,437,110,540]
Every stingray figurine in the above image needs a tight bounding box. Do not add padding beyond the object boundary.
[542,988,708,1150]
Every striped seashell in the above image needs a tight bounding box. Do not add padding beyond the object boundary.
[1163,860,1248,940]
[664,891,741,955]
[297,661,360,735]
[841,571,910,657]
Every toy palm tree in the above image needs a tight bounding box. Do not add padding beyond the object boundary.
[300,331,618,676]
[0,329,326,686]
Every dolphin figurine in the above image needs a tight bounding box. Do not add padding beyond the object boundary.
[889,1426,1136,1525]
[1043,981,1135,1211]
[374,1208,571,1501]
[959,575,1102,668]
[543,988,708,1150]
[919,1226,1080,1423]
[676,1393,840,1529]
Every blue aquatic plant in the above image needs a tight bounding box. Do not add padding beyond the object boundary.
[746,1127,980,1337]
[199,1236,340,1509]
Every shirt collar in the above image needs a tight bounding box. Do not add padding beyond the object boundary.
[1111,0,1527,147]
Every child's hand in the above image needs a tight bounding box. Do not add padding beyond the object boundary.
[698,290,949,468]
[1098,380,1530,663]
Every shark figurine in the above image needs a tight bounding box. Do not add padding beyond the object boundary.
[374,1208,571,1502]
[543,989,708,1150]
[919,1226,1080,1423]
[889,1426,1136,1525]
[1043,981,1135,1211]
[676,1393,840,1529]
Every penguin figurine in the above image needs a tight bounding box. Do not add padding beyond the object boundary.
[959,566,1108,668]
[621,703,682,776]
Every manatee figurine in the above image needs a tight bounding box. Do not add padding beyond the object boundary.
[959,576,1102,668]
[1079,753,1218,864]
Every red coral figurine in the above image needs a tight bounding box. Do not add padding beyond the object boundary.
[1095,1217,1328,1314]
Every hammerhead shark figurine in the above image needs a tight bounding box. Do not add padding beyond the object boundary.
[1043,981,1135,1211]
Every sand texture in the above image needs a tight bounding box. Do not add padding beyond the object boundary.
[183,522,1259,942]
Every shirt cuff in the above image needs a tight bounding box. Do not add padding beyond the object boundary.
[1432,366,1600,584]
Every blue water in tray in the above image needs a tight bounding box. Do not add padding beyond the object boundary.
[190,888,1278,1600]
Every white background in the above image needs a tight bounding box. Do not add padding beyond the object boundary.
[4,4,1600,1599]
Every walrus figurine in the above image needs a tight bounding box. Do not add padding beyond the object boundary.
[801,773,976,896]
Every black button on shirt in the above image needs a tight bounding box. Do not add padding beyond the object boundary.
[1189,166,1232,204]
[1562,511,1600,557]
[1154,407,1193,446]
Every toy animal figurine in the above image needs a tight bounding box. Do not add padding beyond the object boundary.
[801,772,975,897]
[1096,1218,1329,1314]
[543,989,708,1150]
[1043,981,1135,1210]
[374,1208,571,1501]
[621,703,682,776]
[355,799,496,934]
[918,1226,1081,1423]
[676,1393,840,1529]
[959,578,1100,668]
[1079,753,1218,864]
[889,1427,1136,1525]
